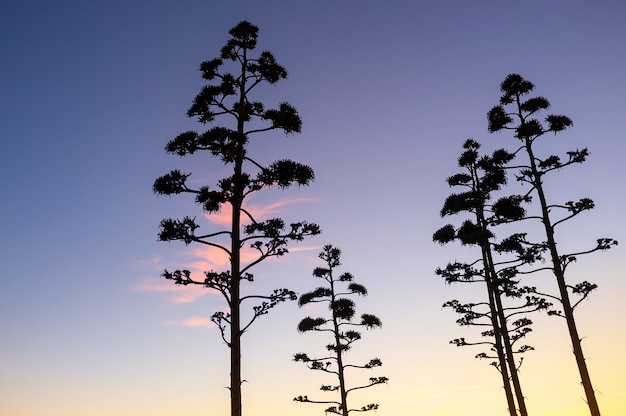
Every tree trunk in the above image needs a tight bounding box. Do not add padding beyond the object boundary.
[493,288,528,416]
[525,141,601,416]
[478,209,519,416]
[230,169,243,416]
[328,277,349,416]
[482,236,528,416]
[230,278,242,416]
[485,277,519,416]
[490,273,528,416]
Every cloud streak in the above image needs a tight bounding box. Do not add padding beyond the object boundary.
[204,197,318,226]
[136,196,319,305]
[164,316,215,329]
[132,278,214,304]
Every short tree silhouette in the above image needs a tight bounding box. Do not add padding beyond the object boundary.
[153,21,320,416]
[434,139,550,416]
[293,245,387,416]
[487,73,618,416]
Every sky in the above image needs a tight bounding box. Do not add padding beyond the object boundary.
[1,1,625,415]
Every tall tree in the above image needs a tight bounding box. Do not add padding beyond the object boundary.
[293,245,388,416]
[487,73,618,416]
[153,21,320,416]
[434,139,549,416]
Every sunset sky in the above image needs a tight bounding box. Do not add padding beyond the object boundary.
[1,1,625,415]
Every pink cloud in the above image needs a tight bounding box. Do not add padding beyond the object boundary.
[198,197,319,267]
[133,245,228,304]
[204,197,318,226]
[203,203,233,226]
[136,196,318,304]
[244,197,318,220]
[189,245,231,269]
[164,316,215,329]
[279,244,320,253]
[133,277,215,304]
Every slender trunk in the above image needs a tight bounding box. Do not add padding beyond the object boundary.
[335,328,348,416]
[229,178,242,398]
[477,208,519,416]
[230,49,248,416]
[494,290,528,416]
[230,162,243,416]
[484,246,528,416]
[230,204,242,416]
[524,140,600,416]
[484,265,519,416]
[330,278,349,416]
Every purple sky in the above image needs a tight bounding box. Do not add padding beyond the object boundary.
[2,1,625,415]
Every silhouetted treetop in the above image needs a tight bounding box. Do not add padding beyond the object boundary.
[488,74,573,137]
[153,20,319,416]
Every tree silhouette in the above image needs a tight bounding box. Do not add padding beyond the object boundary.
[487,73,618,416]
[293,245,387,416]
[434,139,551,416]
[153,21,320,416]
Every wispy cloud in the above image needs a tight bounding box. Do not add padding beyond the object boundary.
[132,278,214,304]
[189,245,231,269]
[132,254,164,269]
[281,244,320,253]
[204,197,318,226]
[133,246,227,304]
[245,197,318,220]
[164,316,215,329]
[135,196,319,305]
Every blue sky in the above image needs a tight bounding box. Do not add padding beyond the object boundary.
[1,1,625,415]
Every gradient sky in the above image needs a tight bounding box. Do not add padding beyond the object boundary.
[2,1,625,415]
